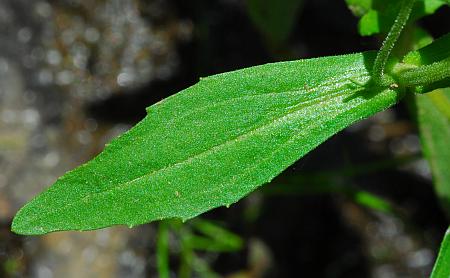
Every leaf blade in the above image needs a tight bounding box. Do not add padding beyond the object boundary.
[431,226,450,278]
[246,0,304,44]
[414,89,450,213]
[12,52,401,235]
[402,34,450,213]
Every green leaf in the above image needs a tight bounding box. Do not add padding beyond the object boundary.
[402,34,450,213]
[403,32,450,66]
[12,52,402,235]
[431,226,450,278]
[346,0,372,16]
[414,89,450,213]
[157,222,170,278]
[400,32,450,93]
[246,0,304,45]
[190,219,243,252]
[345,0,449,36]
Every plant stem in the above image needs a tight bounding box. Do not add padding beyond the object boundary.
[398,57,450,87]
[372,0,415,85]
[157,222,170,278]
[178,227,194,278]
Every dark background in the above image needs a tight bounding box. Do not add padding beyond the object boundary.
[0,0,449,277]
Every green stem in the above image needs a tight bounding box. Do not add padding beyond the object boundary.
[157,222,170,278]
[372,0,415,85]
[178,227,194,278]
[397,57,450,87]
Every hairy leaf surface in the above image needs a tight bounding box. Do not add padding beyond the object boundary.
[12,52,401,235]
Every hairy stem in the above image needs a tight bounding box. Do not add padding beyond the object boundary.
[372,0,415,85]
[398,57,450,87]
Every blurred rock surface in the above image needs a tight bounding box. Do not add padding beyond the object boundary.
[0,0,190,277]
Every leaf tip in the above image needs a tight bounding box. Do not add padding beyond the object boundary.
[11,211,29,235]
[11,205,47,236]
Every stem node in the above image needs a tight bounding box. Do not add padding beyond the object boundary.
[372,0,415,86]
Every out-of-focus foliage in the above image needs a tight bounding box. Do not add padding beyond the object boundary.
[430,226,450,278]
[345,0,449,36]
[402,33,450,213]
[414,89,450,213]
[246,0,304,45]
[157,219,242,278]
[344,0,450,274]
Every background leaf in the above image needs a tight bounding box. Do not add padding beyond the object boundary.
[246,0,304,45]
[12,52,401,235]
[430,226,450,278]
[414,89,450,213]
[345,0,449,36]
[403,33,450,213]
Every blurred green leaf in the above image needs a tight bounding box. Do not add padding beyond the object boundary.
[246,0,304,44]
[431,227,450,278]
[184,235,238,252]
[411,27,434,49]
[12,52,402,235]
[191,219,243,252]
[157,222,170,278]
[403,33,450,66]
[345,0,449,36]
[179,227,194,278]
[414,88,450,213]
[402,34,450,213]
[401,33,450,93]
[191,256,220,278]
[352,191,394,213]
[264,181,396,214]
[3,259,20,276]
[346,0,372,16]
